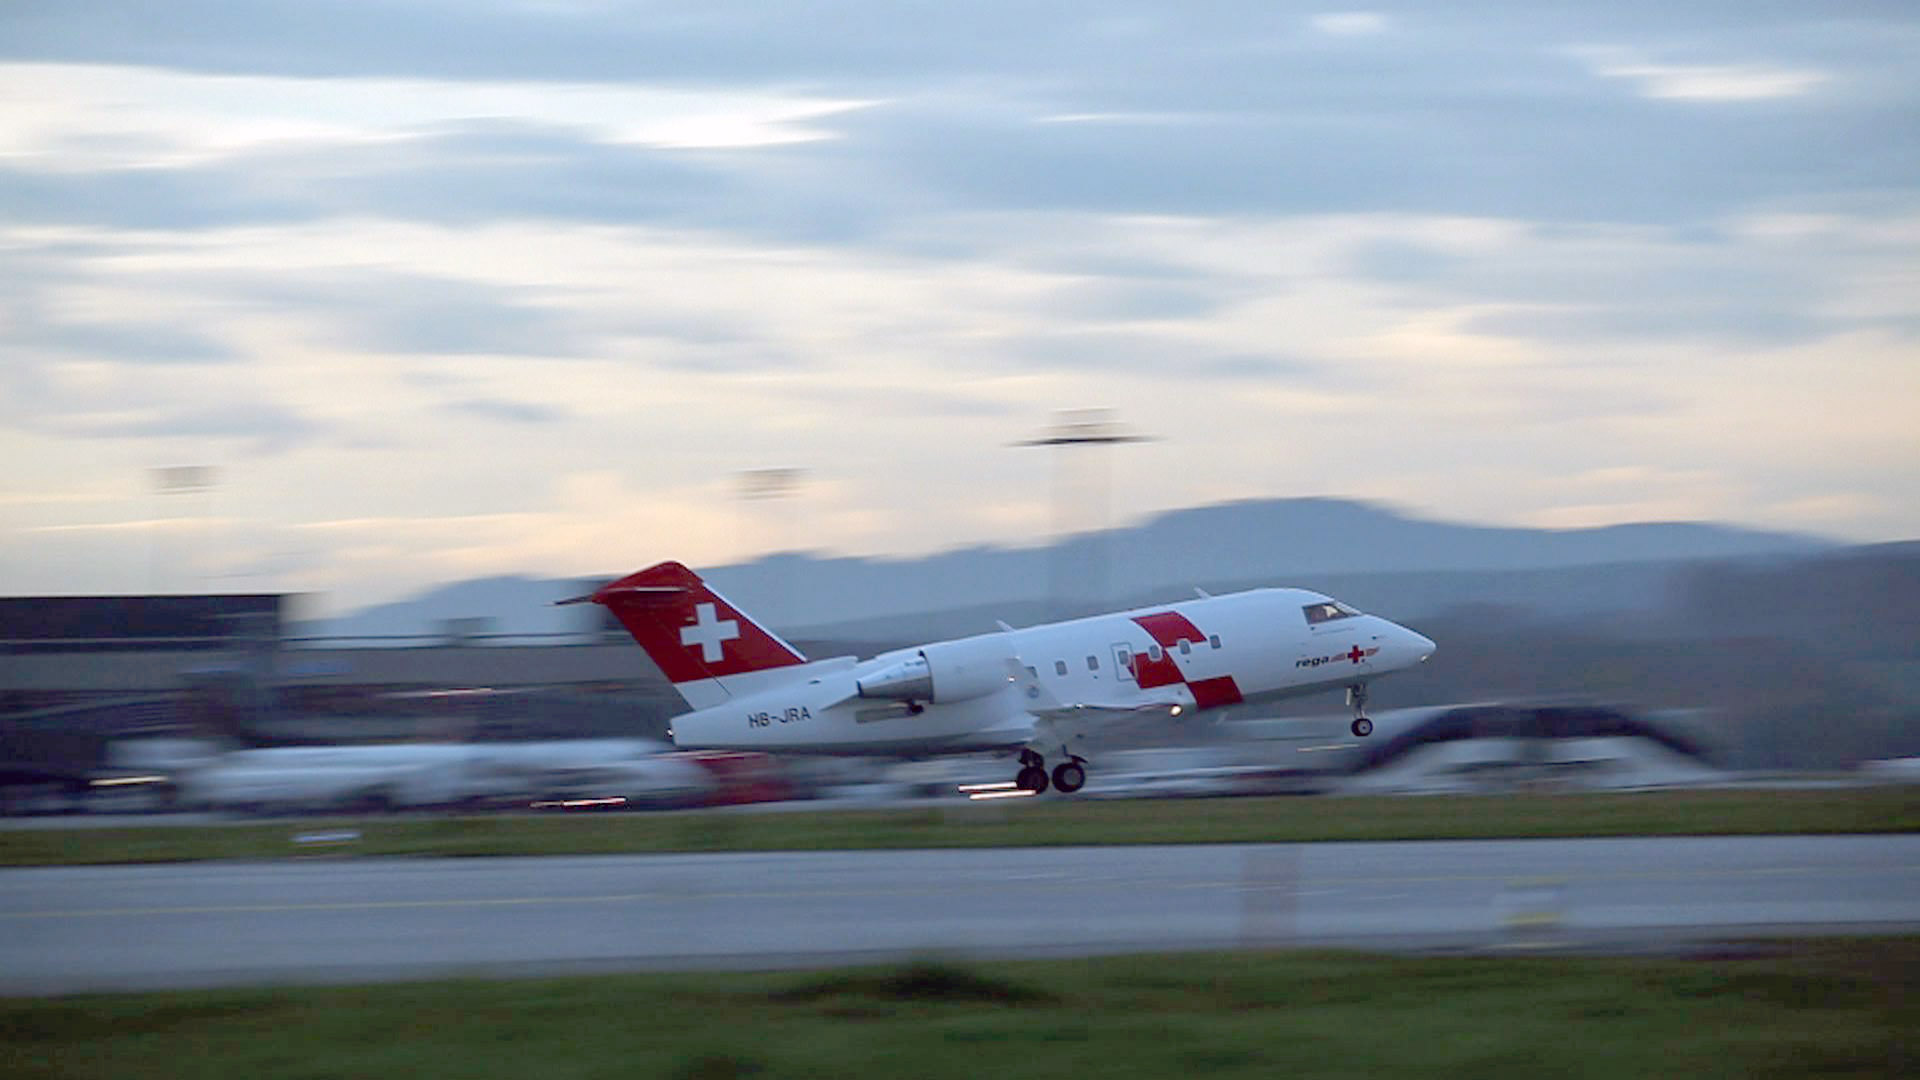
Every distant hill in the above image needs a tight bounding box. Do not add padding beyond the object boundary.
[295,575,603,644]
[1086,497,1823,576]
[783,561,1703,643]
[303,497,1832,640]
[704,498,1828,629]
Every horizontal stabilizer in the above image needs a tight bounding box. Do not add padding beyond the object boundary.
[557,584,682,605]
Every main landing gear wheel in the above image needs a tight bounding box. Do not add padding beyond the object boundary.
[1014,749,1050,793]
[1350,716,1374,738]
[1051,760,1086,794]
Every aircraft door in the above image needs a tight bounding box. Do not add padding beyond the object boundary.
[1111,643,1137,684]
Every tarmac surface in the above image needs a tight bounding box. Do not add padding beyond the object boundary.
[3,834,1917,994]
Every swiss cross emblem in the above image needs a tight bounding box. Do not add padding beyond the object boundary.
[681,602,741,662]
[1347,645,1366,664]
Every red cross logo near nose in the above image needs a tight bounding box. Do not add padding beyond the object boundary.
[1347,645,1366,664]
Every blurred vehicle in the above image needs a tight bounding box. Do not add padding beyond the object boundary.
[683,750,794,805]
[1078,747,1271,799]
[128,736,705,814]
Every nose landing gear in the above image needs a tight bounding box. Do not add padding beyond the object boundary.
[1348,683,1373,738]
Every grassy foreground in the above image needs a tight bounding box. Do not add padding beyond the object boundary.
[3,787,1916,867]
[3,941,1914,1079]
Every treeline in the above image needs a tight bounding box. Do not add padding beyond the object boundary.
[1370,545,1920,769]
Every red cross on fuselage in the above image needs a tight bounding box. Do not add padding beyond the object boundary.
[1347,645,1365,663]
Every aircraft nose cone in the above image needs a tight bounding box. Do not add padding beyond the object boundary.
[1406,629,1436,662]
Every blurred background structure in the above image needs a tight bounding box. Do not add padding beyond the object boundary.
[1017,408,1153,618]
[4,497,1915,816]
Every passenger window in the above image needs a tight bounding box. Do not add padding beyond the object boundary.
[1116,648,1132,670]
[1209,634,1221,649]
[1148,644,1163,661]
[1054,660,1068,676]
[1087,655,1099,671]
[1179,640,1191,655]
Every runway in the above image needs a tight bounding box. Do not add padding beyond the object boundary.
[3,835,1917,994]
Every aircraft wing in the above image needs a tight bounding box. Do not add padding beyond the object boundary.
[1026,701,1185,722]
[1006,659,1186,726]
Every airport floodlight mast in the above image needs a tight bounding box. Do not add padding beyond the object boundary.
[736,467,808,619]
[737,466,806,502]
[1016,409,1154,619]
[736,467,808,555]
[149,465,218,593]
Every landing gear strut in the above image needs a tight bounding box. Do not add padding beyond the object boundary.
[1348,684,1373,738]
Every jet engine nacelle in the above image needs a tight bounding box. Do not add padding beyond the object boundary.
[856,635,1014,705]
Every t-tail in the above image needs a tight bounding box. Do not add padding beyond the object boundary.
[562,561,810,710]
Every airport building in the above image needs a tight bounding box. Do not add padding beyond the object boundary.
[0,593,681,806]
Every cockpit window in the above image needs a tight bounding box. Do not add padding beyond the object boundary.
[1302,601,1362,625]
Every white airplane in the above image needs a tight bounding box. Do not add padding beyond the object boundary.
[125,737,713,813]
[567,561,1435,794]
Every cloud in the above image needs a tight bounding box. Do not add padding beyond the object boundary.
[998,328,1335,386]
[1,11,1909,245]
[1340,212,1920,347]
[1572,49,1828,102]
[0,2,1126,83]
[0,160,314,230]
[1309,13,1390,37]
[1039,278,1231,321]
[50,399,326,453]
[272,470,774,607]
[235,270,588,357]
[1,297,237,364]
[0,62,876,160]
[0,327,330,453]
[1464,303,1824,347]
[0,119,734,231]
[1,3,1916,613]
[778,374,1026,421]
[442,397,571,424]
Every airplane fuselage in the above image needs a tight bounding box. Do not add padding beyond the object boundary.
[668,587,1433,754]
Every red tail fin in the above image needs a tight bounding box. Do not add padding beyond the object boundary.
[574,562,805,692]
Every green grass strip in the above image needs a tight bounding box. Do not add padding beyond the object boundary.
[3,939,1914,1079]
[2,787,1916,866]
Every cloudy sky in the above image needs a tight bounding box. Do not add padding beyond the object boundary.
[3,1,1916,615]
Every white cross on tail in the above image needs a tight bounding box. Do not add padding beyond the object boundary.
[680,602,740,662]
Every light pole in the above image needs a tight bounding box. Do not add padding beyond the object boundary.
[149,465,218,593]
[736,466,807,553]
[736,466,808,626]
[1016,409,1152,618]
